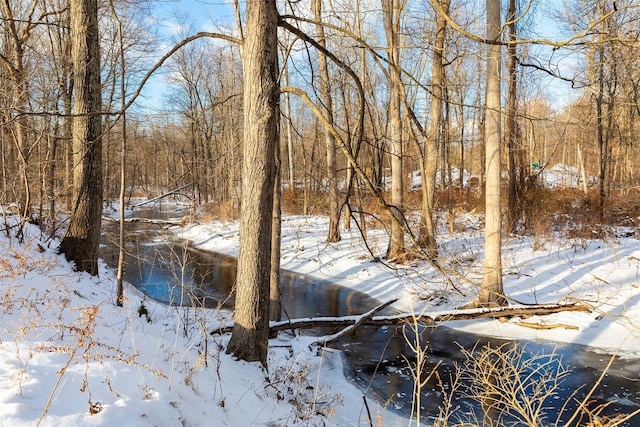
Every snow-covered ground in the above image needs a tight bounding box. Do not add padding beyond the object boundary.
[1,204,639,426]
[178,214,640,357]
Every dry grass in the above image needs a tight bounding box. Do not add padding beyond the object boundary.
[199,199,239,222]
[435,342,640,427]
[518,188,639,241]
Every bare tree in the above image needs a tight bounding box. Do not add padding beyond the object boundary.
[270,143,282,323]
[312,0,341,242]
[0,0,36,220]
[58,0,103,276]
[506,0,522,235]
[591,2,617,216]
[382,0,406,260]
[109,0,126,306]
[419,0,450,258]
[37,0,73,232]
[226,0,279,366]
[281,55,296,194]
[477,0,506,307]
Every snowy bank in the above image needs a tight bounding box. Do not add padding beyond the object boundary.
[0,221,404,426]
[177,214,640,357]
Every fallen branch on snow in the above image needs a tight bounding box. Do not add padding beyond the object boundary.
[209,301,592,336]
[102,216,185,226]
[512,321,580,331]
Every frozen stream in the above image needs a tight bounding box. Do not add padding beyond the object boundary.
[100,205,640,425]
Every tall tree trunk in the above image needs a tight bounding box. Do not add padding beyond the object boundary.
[506,0,520,235]
[63,68,74,211]
[478,0,506,307]
[49,6,72,231]
[0,128,7,198]
[458,98,466,196]
[270,139,282,323]
[227,0,279,366]
[419,0,450,257]
[577,140,589,194]
[282,62,295,194]
[444,85,454,234]
[44,130,57,233]
[350,32,369,237]
[383,0,405,260]
[313,0,341,242]
[596,43,606,217]
[58,0,103,276]
[0,1,31,220]
[110,0,126,307]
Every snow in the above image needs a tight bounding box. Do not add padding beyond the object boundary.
[178,215,640,357]
[1,204,639,426]
[404,163,597,192]
[540,163,596,189]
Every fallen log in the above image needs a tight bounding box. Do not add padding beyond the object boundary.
[130,183,193,208]
[209,301,592,336]
[123,217,185,225]
[102,216,185,226]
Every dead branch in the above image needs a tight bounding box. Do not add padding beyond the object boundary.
[130,183,193,208]
[513,321,580,331]
[308,299,398,347]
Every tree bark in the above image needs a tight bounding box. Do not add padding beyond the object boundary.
[382,0,405,260]
[419,0,450,257]
[282,62,296,194]
[0,0,32,220]
[312,0,341,243]
[58,0,103,276]
[506,0,520,235]
[478,0,506,307]
[110,0,126,307]
[226,0,279,367]
[577,141,589,194]
[270,137,282,323]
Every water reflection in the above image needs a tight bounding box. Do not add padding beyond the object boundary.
[101,209,385,317]
[100,206,640,425]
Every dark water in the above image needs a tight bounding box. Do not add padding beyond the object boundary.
[339,324,640,425]
[100,205,640,425]
[100,211,378,317]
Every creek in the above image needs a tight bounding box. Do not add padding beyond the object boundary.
[100,205,640,425]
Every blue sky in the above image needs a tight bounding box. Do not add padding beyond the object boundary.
[134,0,579,113]
[131,1,239,112]
[153,0,238,35]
